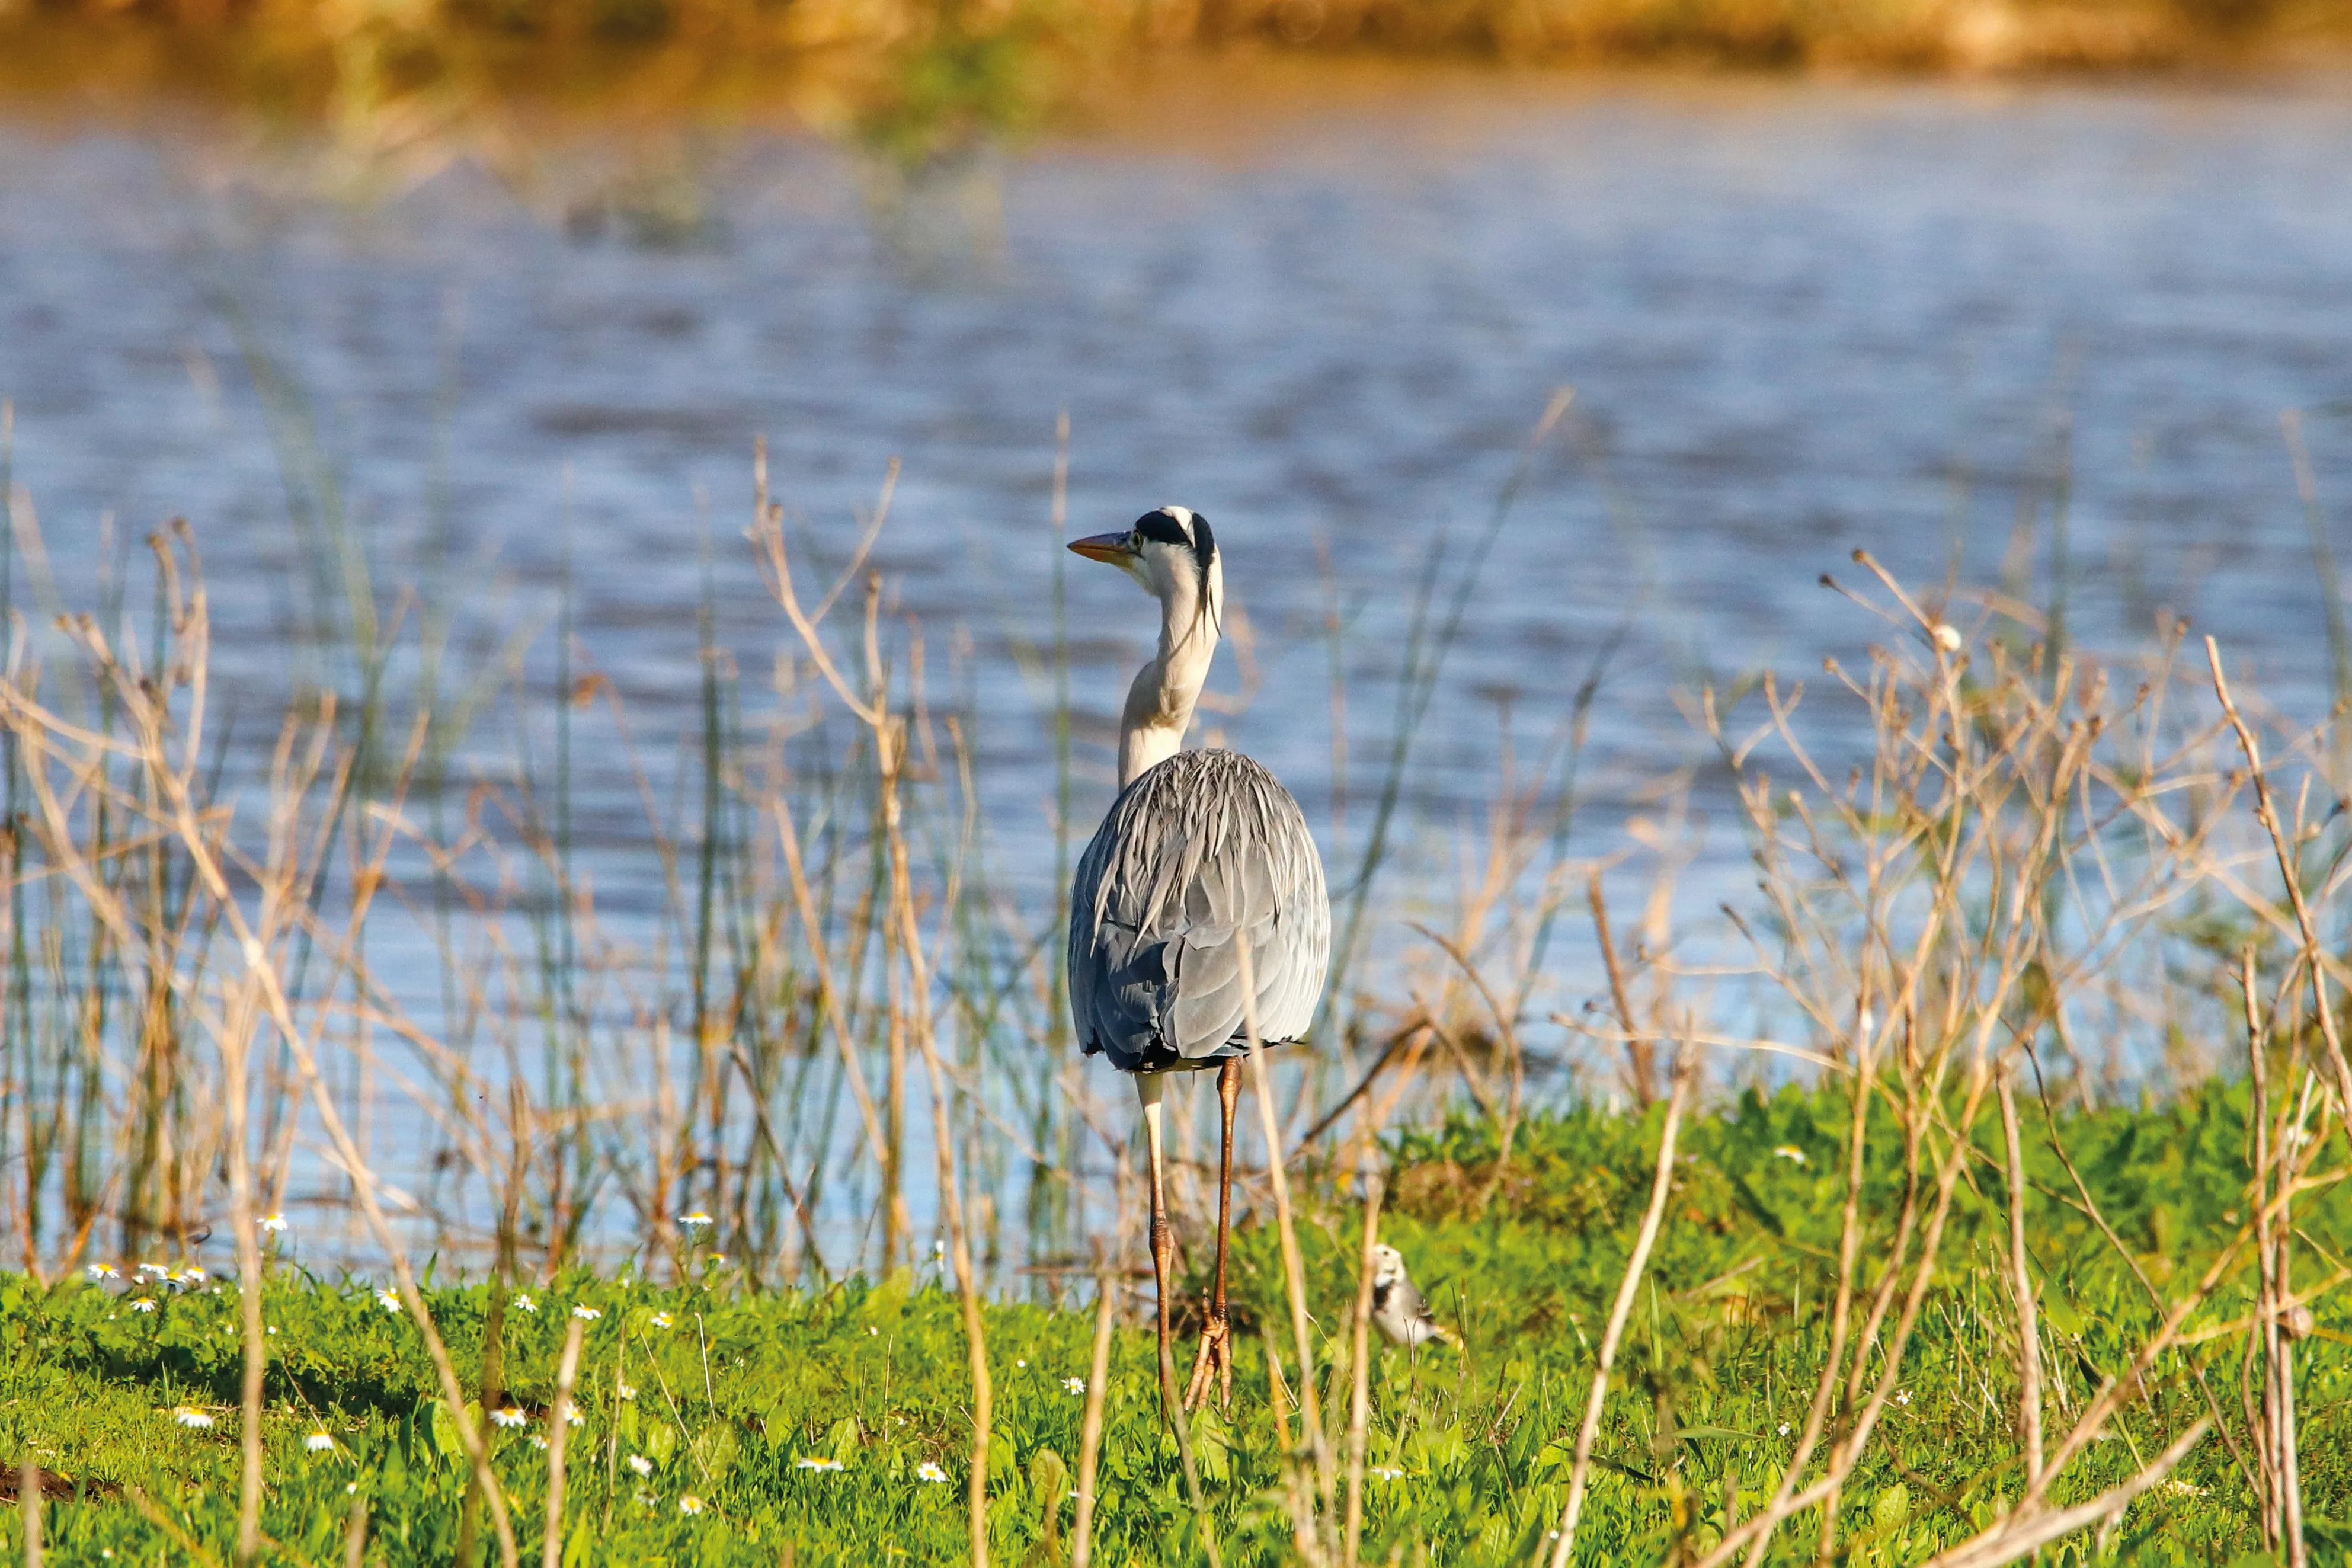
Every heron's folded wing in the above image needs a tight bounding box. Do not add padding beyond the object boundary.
[1068,751,1330,1062]
[1068,828,1163,1064]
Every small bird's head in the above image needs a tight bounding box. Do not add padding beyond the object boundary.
[1371,1243,1407,1286]
[1069,507,1220,631]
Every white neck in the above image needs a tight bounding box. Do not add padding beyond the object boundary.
[1118,569,1220,788]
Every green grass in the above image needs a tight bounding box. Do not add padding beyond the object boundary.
[4,1080,2344,1564]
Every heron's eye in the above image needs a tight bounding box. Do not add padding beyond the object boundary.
[1134,508,1194,550]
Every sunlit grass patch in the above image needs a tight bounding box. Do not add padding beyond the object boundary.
[1,1083,2344,1562]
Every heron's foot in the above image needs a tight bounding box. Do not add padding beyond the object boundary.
[1182,1310,1233,1412]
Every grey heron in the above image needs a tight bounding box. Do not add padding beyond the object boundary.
[1066,505,1331,1410]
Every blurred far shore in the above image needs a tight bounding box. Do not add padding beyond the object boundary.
[2,0,2350,162]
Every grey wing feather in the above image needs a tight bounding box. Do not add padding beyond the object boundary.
[1068,750,1330,1070]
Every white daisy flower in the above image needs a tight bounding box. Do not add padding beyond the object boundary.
[88,1263,119,1281]
[627,1454,654,1476]
[1369,1467,1403,1481]
[795,1456,846,1473]
[649,1313,671,1329]
[566,1407,584,1427]
[1778,1422,1793,1436]
[527,1433,549,1451]
[1771,1145,1807,1166]
[1016,1359,1026,1368]
[678,1495,705,1515]
[174,1407,215,1429]
[617,1383,637,1401]
[491,1407,526,1429]
[183,1266,208,1284]
[259,1214,288,1233]
[512,1295,537,1314]
[572,1305,601,1321]
[915,1461,948,1484]
[1064,1377,1086,1395]
[677,1212,713,1228]
[130,1298,158,1313]
[708,1254,726,1267]
[1896,1390,1911,1407]
[377,1289,402,1315]
[305,1432,335,1452]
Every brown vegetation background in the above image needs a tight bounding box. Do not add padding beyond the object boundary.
[2,0,2348,148]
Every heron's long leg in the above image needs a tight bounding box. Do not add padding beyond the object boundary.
[1138,1074,1178,1416]
[1185,1058,1242,1409]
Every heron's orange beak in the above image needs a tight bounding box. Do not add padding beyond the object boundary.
[1068,532,1134,564]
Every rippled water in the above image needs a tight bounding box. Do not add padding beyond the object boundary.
[4,74,2351,1248]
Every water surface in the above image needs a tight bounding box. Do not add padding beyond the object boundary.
[4,71,2350,1255]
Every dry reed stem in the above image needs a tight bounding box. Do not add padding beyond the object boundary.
[1586,869,1652,1106]
[907,950,992,1567]
[1547,1048,1694,1568]
[542,1316,587,1568]
[1340,1170,1384,1568]
[1236,937,1333,1555]
[2021,1039,2259,1492]
[1261,1326,1320,1561]
[756,508,906,1263]
[2243,946,2309,1565]
[863,609,992,1565]
[220,844,281,1568]
[1791,972,1890,1565]
[1408,924,1526,1208]
[1998,1067,2044,1484]
[1070,1252,1117,1568]
[343,1490,369,1568]
[1702,1056,2003,1568]
[2,641,499,1556]
[9,601,524,1568]
[1998,1176,2292,1532]
[2207,636,2352,1118]
[1682,558,2247,1566]
[18,1457,40,1568]
[1920,1419,2212,1568]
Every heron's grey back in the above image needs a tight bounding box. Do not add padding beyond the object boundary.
[1068,750,1330,1073]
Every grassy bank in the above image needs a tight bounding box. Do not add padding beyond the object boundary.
[2,1084,2345,1563]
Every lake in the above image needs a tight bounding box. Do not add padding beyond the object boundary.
[4,65,2350,1265]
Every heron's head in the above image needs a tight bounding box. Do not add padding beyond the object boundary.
[1069,506,1220,633]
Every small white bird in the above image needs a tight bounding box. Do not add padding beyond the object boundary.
[1370,1244,1458,1349]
